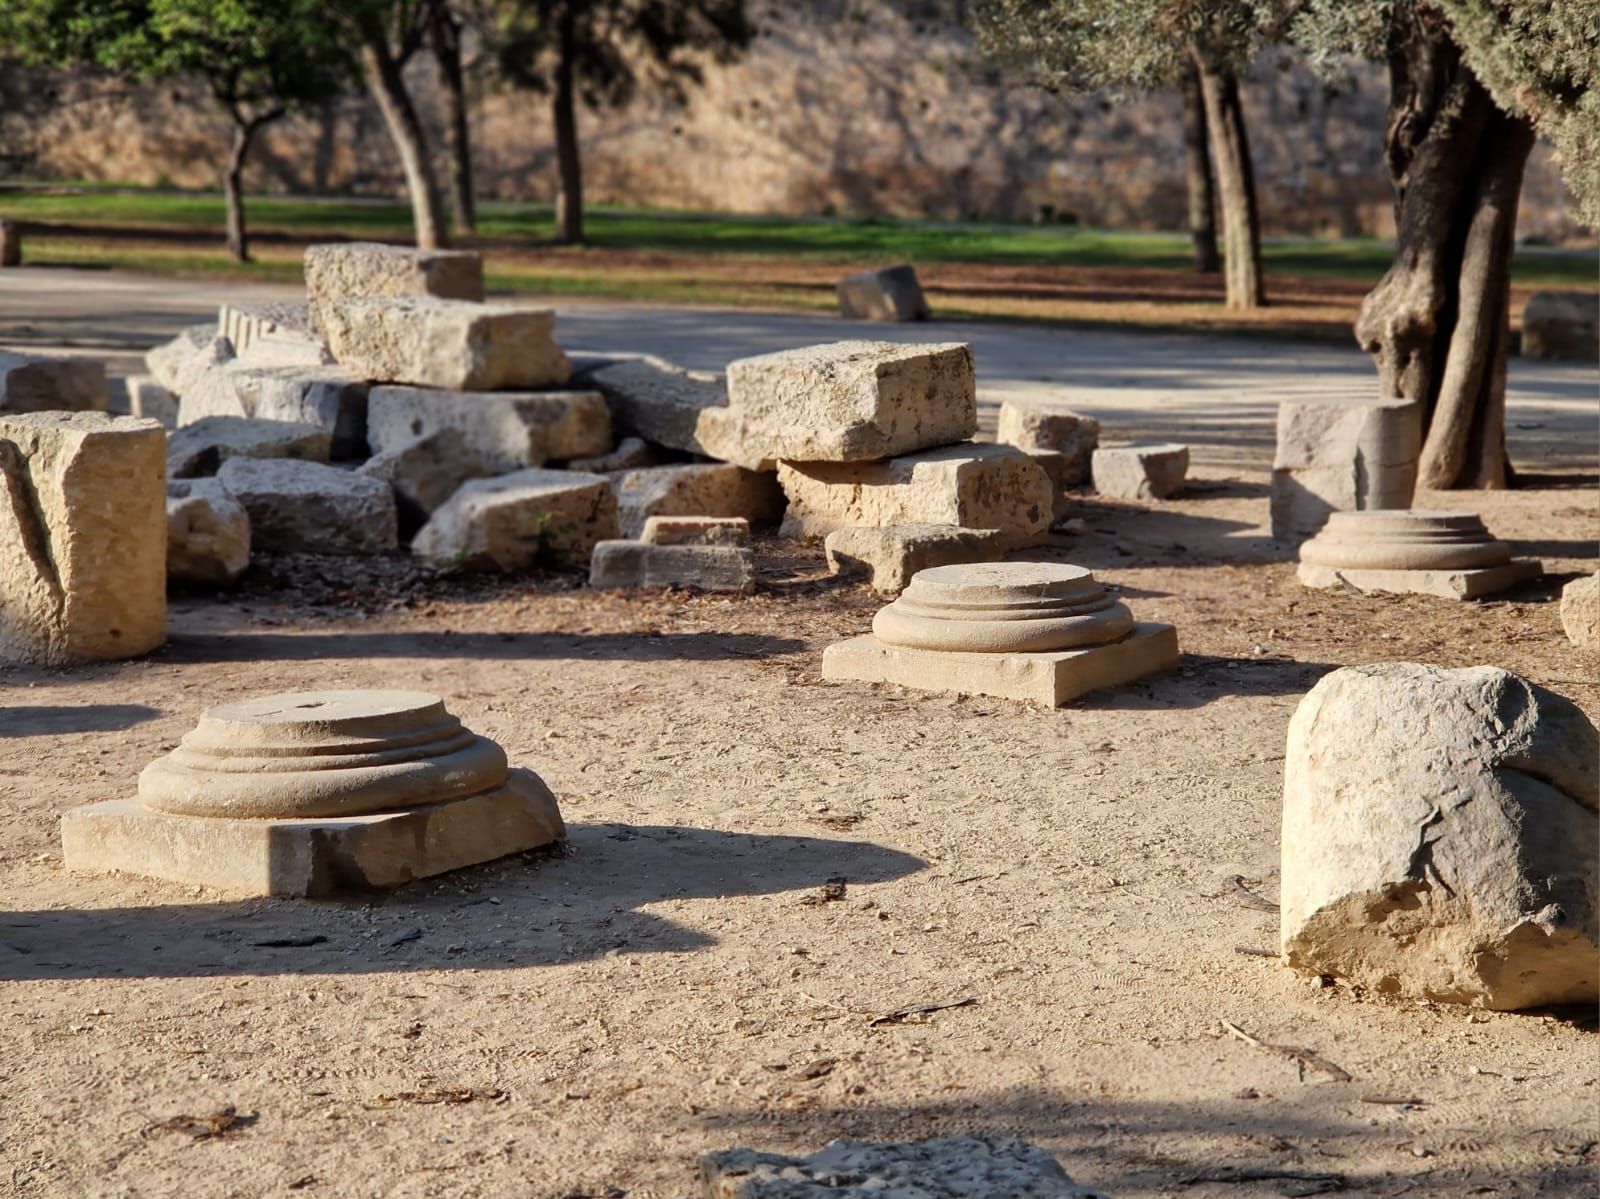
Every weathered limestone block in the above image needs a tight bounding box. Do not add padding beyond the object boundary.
[304,242,484,335]
[1297,510,1539,600]
[412,469,618,572]
[60,689,565,896]
[568,435,660,473]
[1270,397,1420,541]
[582,355,729,457]
[366,385,610,472]
[216,457,396,556]
[166,478,250,586]
[226,365,369,458]
[357,428,491,531]
[1521,291,1600,361]
[0,412,166,665]
[0,350,107,414]
[0,218,20,267]
[145,323,216,391]
[777,443,1052,541]
[173,336,247,424]
[825,523,1015,593]
[233,331,335,371]
[1028,450,1073,523]
[127,375,179,429]
[167,416,331,479]
[323,297,570,391]
[1561,572,1600,650]
[589,541,755,593]
[640,515,750,546]
[995,401,1099,486]
[614,463,785,538]
[1091,443,1189,500]
[1281,663,1598,1010]
[700,1137,1109,1199]
[711,341,976,467]
[218,301,312,355]
[837,264,931,322]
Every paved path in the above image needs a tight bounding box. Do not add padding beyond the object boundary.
[2,266,1593,471]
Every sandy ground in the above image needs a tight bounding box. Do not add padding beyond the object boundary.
[1,273,1598,1197]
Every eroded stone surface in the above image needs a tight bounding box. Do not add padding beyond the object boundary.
[1091,443,1188,500]
[166,478,250,586]
[1297,510,1539,599]
[216,457,396,555]
[582,355,728,457]
[996,402,1098,486]
[1281,663,1598,1010]
[640,515,750,546]
[167,416,331,479]
[357,428,490,531]
[304,242,484,335]
[0,412,166,664]
[219,301,312,354]
[323,297,570,391]
[825,523,1015,594]
[874,562,1133,653]
[837,264,930,322]
[173,335,247,424]
[1270,397,1420,541]
[1560,572,1600,651]
[614,463,785,539]
[589,540,755,593]
[367,385,609,473]
[0,350,107,414]
[224,365,369,459]
[146,323,216,392]
[411,468,618,572]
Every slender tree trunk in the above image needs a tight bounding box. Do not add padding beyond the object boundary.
[552,5,584,245]
[430,4,476,237]
[1180,62,1220,274]
[1355,16,1533,489]
[223,120,258,263]
[1191,50,1265,309]
[360,36,448,250]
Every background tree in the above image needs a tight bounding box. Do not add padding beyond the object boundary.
[0,0,346,261]
[1180,60,1222,273]
[1297,0,1596,489]
[428,0,480,237]
[973,0,1289,309]
[491,0,754,245]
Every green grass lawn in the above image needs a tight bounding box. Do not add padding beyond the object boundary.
[4,184,1595,288]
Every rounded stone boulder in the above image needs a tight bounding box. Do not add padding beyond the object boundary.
[1300,510,1513,571]
[138,690,508,819]
[872,562,1133,653]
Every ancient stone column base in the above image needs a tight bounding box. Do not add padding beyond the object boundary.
[61,768,565,898]
[1297,560,1540,601]
[822,622,1179,708]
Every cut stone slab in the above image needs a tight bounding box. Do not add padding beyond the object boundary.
[0,412,166,665]
[589,541,755,593]
[777,442,1052,541]
[216,457,396,556]
[167,416,331,479]
[411,468,618,572]
[61,689,564,896]
[825,523,1016,593]
[127,375,179,430]
[640,515,750,547]
[366,385,610,473]
[614,463,785,539]
[219,301,312,355]
[567,435,660,474]
[1091,443,1189,500]
[357,428,491,531]
[711,341,976,467]
[583,355,729,458]
[1561,571,1600,650]
[1281,663,1598,1010]
[1270,396,1420,541]
[146,323,216,392]
[323,297,570,391]
[1521,291,1599,361]
[995,402,1099,486]
[837,264,931,322]
[166,478,250,586]
[0,350,107,414]
[304,242,484,336]
[1297,510,1539,599]
[700,1136,1109,1198]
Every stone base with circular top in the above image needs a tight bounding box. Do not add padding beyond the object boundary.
[1298,510,1539,600]
[60,690,565,896]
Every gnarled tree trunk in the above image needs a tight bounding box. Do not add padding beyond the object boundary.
[1356,18,1533,489]
[361,36,448,250]
[220,106,282,264]
[1181,61,1220,275]
[552,5,584,245]
[1191,50,1265,310]
[430,3,476,238]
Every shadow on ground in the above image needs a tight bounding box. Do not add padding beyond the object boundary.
[0,824,923,981]
[0,704,165,737]
[154,630,807,665]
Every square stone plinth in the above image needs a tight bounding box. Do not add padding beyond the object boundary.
[821,622,1179,708]
[1297,560,1540,600]
[60,771,565,897]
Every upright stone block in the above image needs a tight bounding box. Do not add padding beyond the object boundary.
[837,264,931,322]
[304,242,484,335]
[323,297,570,391]
[0,350,107,414]
[0,412,166,665]
[1091,443,1189,501]
[709,341,977,468]
[777,443,1052,541]
[411,469,619,572]
[1270,397,1420,541]
[367,385,610,472]
[995,402,1099,486]
[614,463,785,538]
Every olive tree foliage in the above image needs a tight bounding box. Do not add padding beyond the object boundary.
[0,0,347,261]
[972,0,1293,308]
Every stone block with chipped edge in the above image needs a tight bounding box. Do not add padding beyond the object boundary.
[711,340,976,467]
[0,350,107,414]
[1091,443,1189,501]
[304,242,484,335]
[0,412,166,665]
[60,768,564,898]
[1269,397,1420,541]
[995,402,1098,485]
[146,323,216,392]
[824,523,1018,593]
[778,442,1052,541]
[411,468,618,572]
[367,385,609,473]
[589,540,755,593]
[640,515,750,547]
[167,416,331,479]
[1297,560,1542,600]
[567,435,660,474]
[822,622,1178,708]
[173,336,246,424]
[128,375,178,430]
[614,463,785,539]
[1561,571,1600,651]
[583,355,730,458]
[166,478,250,587]
[358,427,491,531]
[837,264,931,322]
[216,457,396,556]
[226,365,369,459]
[218,301,312,354]
[323,296,570,391]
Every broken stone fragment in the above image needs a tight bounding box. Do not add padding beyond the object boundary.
[0,349,108,414]
[613,462,785,539]
[1280,662,1598,1010]
[304,242,485,335]
[166,477,250,586]
[216,457,396,556]
[145,323,217,392]
[366,385,609,472]
[640,515,750,547]
[1090,443,1189,501]
[567,435,660,474]
[837,264,931,322]
[127,375,179,430]
[1269,396,1420,541]
[995,401,1099,486]
[581,355,729,458]
[824,523,1016,593]
[225,364,369,459]
[357,428,491,533]
[411,468,618,572]
[167,416,331,479]
[173,335,246,424]
[323,297,570,391]
[589,540,755,594]
[1561,571,1600,651]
